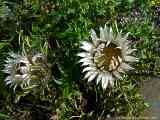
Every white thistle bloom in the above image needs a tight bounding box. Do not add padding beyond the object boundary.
[3,52,30,90]
[3,52,51,91]
[78,25,138,89]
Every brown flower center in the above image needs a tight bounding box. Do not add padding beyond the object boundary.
[94,43,122,71]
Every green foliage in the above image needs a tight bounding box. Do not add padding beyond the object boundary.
[0,0,159,120]
[0,113,15,120]
[150,0,160,6]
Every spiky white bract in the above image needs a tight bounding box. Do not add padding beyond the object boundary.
[3,52,51,91]
[78,25,138,89]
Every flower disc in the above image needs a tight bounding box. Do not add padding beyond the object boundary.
[78,25,138,89]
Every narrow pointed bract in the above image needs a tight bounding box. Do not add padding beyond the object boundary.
[78,26,138,89]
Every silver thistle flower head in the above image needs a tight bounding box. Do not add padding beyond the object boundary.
[3,52,51,91]
[78,25,138,89]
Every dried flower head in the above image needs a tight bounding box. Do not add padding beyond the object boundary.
[3,52,51,91]
[30,53,51,87]
[78,25,138,89]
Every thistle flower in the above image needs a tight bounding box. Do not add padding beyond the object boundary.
[3,52,51,91]
[3,53,30,90]
[78,25,138,89]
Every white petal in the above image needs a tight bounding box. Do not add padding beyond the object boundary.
[2,69,10,74]
[119,38,128,48]
[6,80,12,85]
[81,41,92,51]
[126,49,137,55]
[116,46,121,49]
[117,66,125,73]
[101,74,106,89]
[115,33,122,41]
[90,29,97,40]
[123,33,129,40]
[104,24,107,30]
[77,52,90,57]
[118,56,122,63]
[83,66,96,72]
[107,72,112,80]
[109,60,114,71]
[88,72,98,82]
[106,39,111,47]
[120,63,134,71]
[96,73,102,84]
[9,52,20,58]
[113,71,121,79]
[84,71,94,79]
[90,29,99,45]
[112,56,119,67]
[79,58,92,63]
[104,26,111,41]
[124,41,131,48]
[109,27,113,39]
[5,76,11,82]
[100,27,105,40]
[124,56,139,62]
[118,33,129,47]
[3,69,12,73]
[81,61,93,66]
[109,76,114,86]
[109,27,113,34]
[103,72,111,89]
[101,72,110,89]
